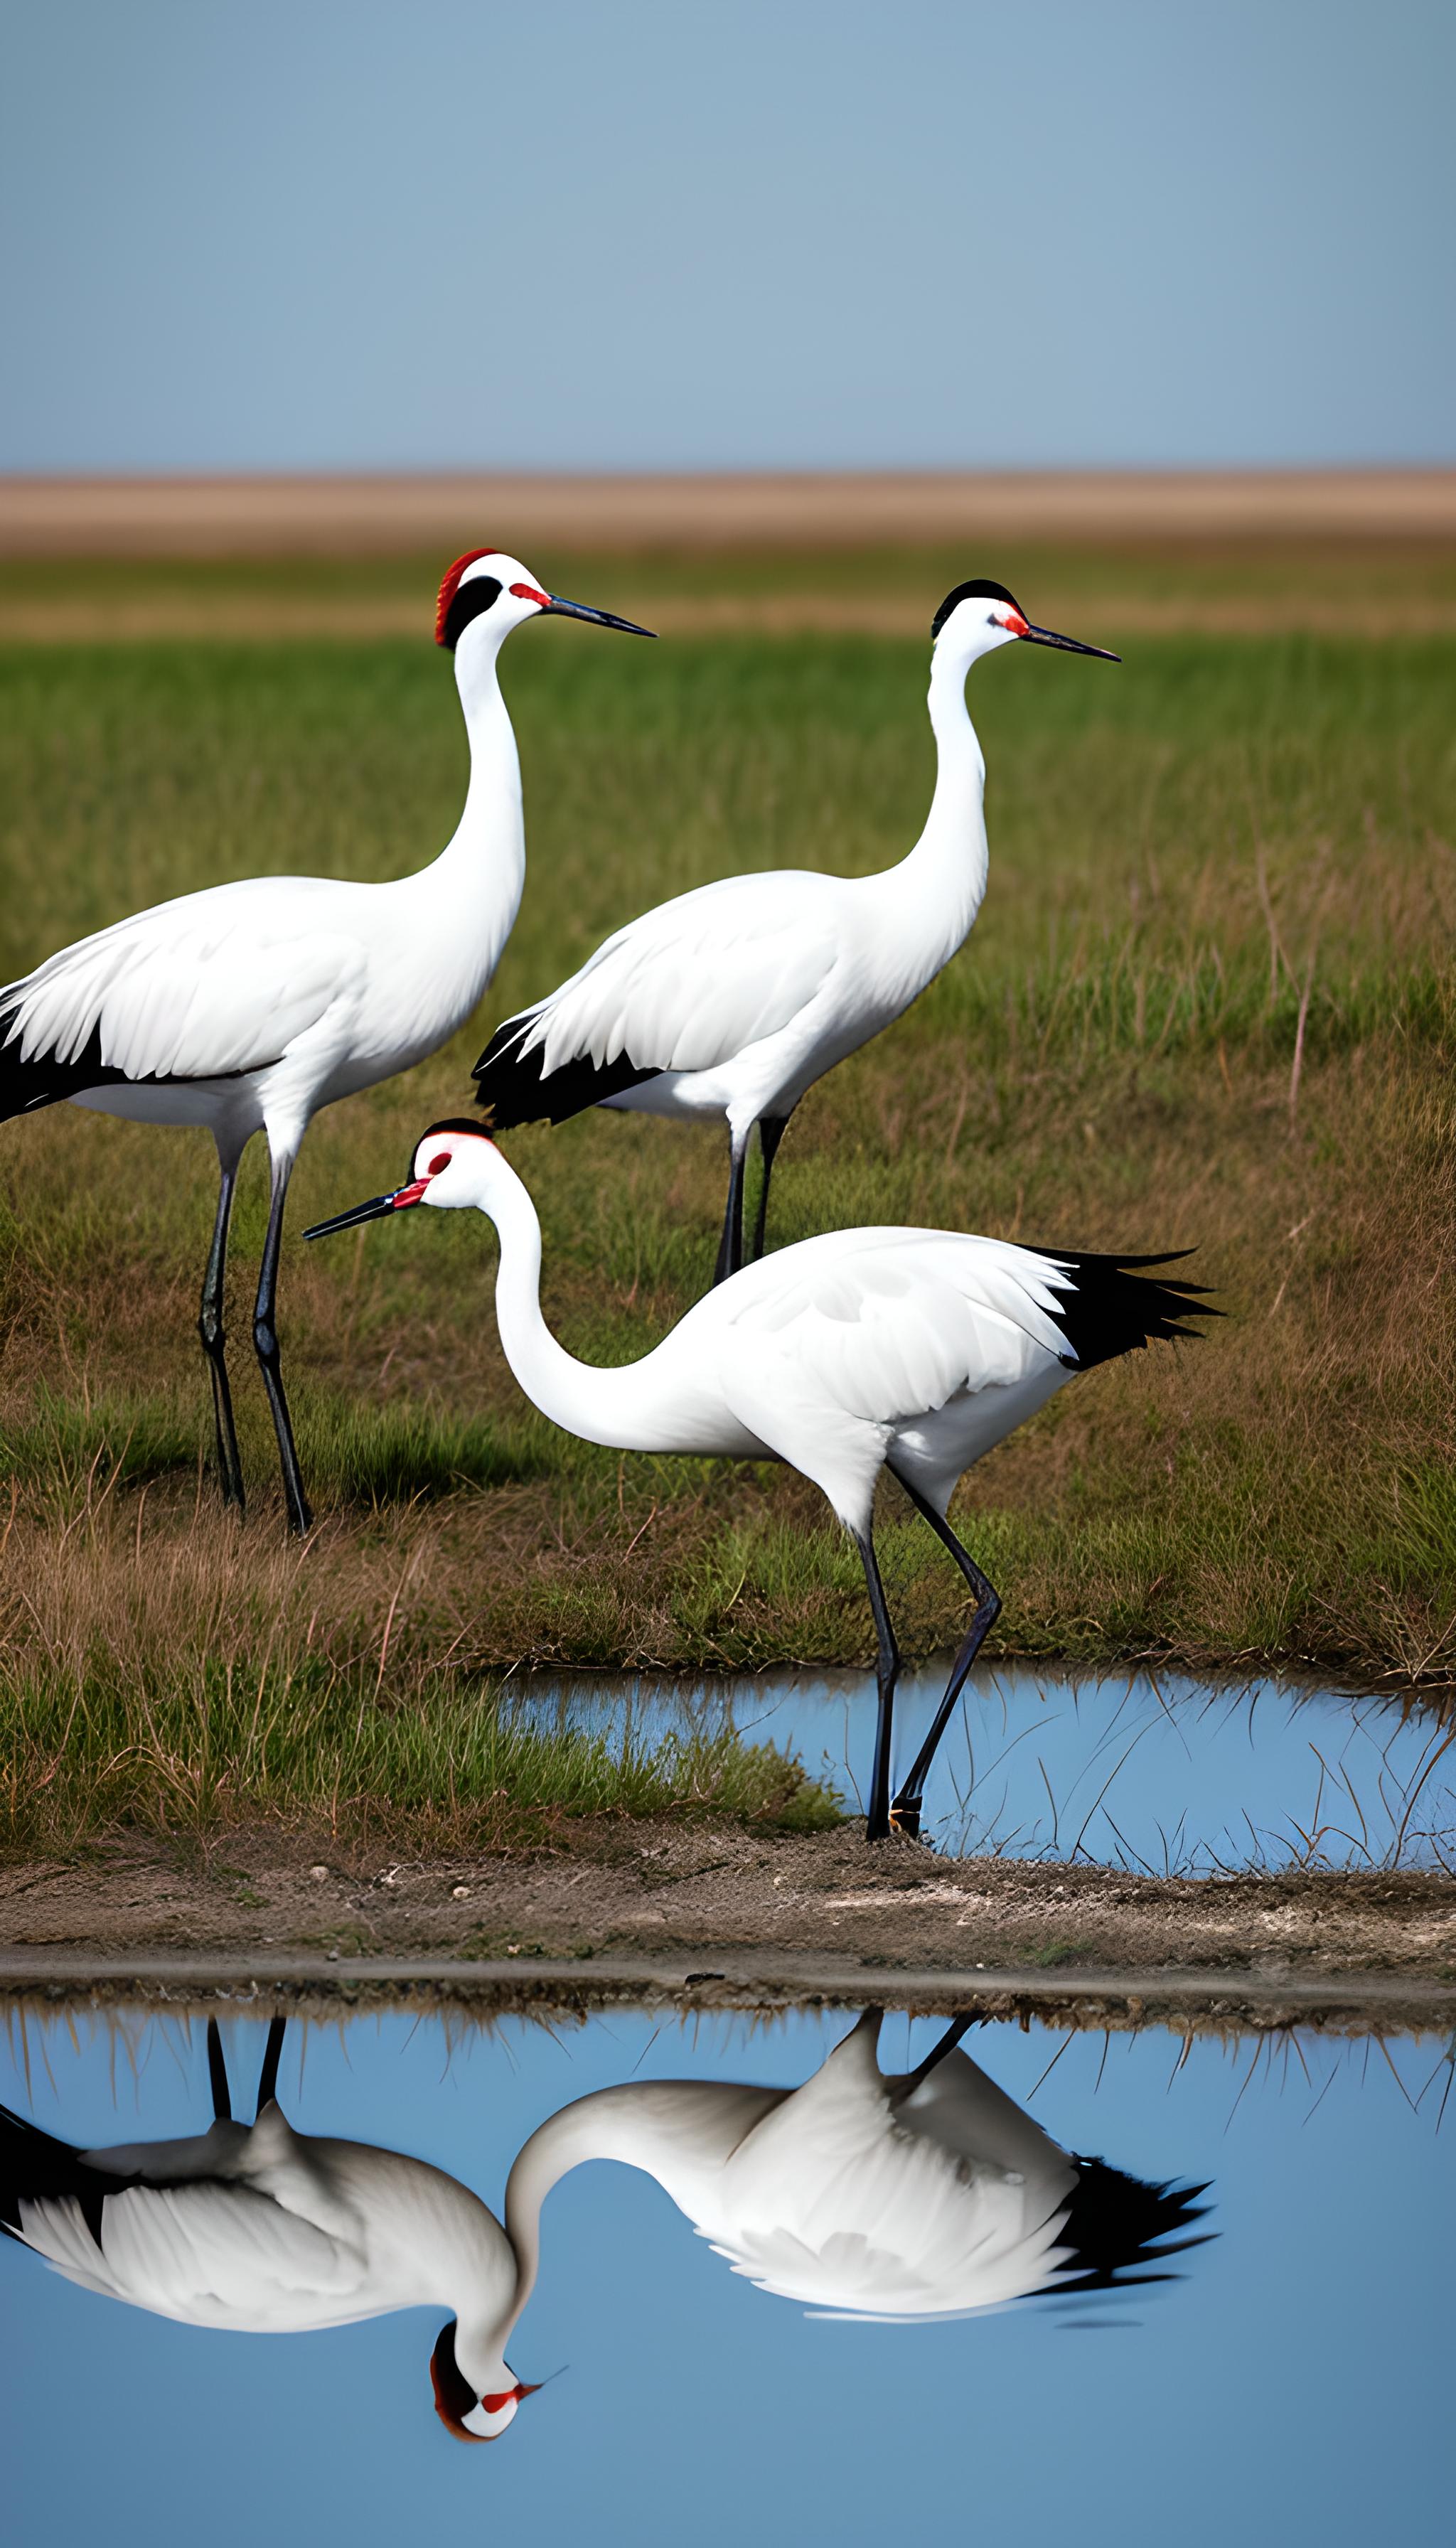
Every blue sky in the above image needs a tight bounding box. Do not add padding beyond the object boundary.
[2,0,1452,471]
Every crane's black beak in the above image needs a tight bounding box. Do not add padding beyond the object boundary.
[304,1178,428,1241]
[540,594,656,638]
[1018,622,1120,662]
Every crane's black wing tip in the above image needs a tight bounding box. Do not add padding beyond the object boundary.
[0,1010,134,1123]
[1031,1246,1224,1370]
[0,2101,102,2246]
[471,1016,663,1132]
[1040,2156,1216,2293]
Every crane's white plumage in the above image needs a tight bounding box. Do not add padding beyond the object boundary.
[0,552,652,1532]
[306,1123,1213,1834]
[504,2011,1208,2324]
[517,872,842,1088]
[707,1226,1080,1518]
[473,578,1118,1280]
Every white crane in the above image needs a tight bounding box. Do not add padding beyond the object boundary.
[0,2018,541,2445]
[306,1122,1214,1838]
[0,550,653,1531]
[503,2008,1210,2323]
[471,579,1117,1284]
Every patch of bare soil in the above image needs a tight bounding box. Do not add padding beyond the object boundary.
[0,1825,1450,2028]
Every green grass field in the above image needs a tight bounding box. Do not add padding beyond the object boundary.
[0,541,1451,1851]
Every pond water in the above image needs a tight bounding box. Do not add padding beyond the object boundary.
[510,1664,1455,1871]
[0,2001,1447,2546]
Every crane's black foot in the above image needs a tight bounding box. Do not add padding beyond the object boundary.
[888,1794,924,1840]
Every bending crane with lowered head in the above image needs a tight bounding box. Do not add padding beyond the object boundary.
[307,1120,1215,1839]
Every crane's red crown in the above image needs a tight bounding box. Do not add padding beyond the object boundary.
[435,550,497,646]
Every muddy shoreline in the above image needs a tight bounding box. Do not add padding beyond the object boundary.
[2,1824,1450,2029]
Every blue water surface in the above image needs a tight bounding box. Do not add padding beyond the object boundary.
[509,1664,1454,1870]
[0,2001,1447,2548]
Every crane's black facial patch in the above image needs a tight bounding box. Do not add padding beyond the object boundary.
[441,575,503,651]
[430,2320,478,2423]
[931,578,1024,640]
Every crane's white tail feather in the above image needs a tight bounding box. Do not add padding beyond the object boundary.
[471,1009,660,1130]
[1041,2155,1214,2291]
[1037,1250,1221,1369]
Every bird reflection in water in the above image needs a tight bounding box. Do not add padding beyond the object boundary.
[0,2011,1211,2443]
[506,2009,1211,2322]
[0,2018,538,2443]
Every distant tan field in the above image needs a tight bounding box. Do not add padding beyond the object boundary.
[4,474,1456,643]
[4,467,1456,555]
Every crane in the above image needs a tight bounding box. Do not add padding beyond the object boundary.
[306,1120,1214,1838]
[471,578,1116,1283]
[0,549,653,1531]
[0,2016,540,2444]
[503,2008,1211,2322]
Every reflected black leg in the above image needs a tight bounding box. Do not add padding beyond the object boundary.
[903,2013,979,2095]
[887,1467,1001,1838]
[748,1115,789,1264]
[207,2018,232,2121]
[252,1156,313,1537]
[712,1129,751,1287]
[198,1154,245,1511]
[255,2016,287,2114]
[855,1525,901,1841]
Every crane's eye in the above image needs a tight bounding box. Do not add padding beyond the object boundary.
[427,1152,452,1174]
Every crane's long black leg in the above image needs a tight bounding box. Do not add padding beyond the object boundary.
[903,2013,980,2096]
[712,1128,751,1287]
[747,1115,790,1265]
[198,1152,245,1512]
[207,2019,232,2121]
[887,1466,1001,1838]
[854,1526,901,1841]
[255,2016,287,2115]
[252,1155,313,1537]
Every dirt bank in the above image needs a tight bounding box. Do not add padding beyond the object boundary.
[1,1826,1449,2010]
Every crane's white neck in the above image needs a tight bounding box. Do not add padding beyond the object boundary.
[887,643,990,945]
[442,2227,522,2394]
[478,1162,662,1450]
[451,2311,519,2396]
[432,628,526,909]
[500,2094,653,2334]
